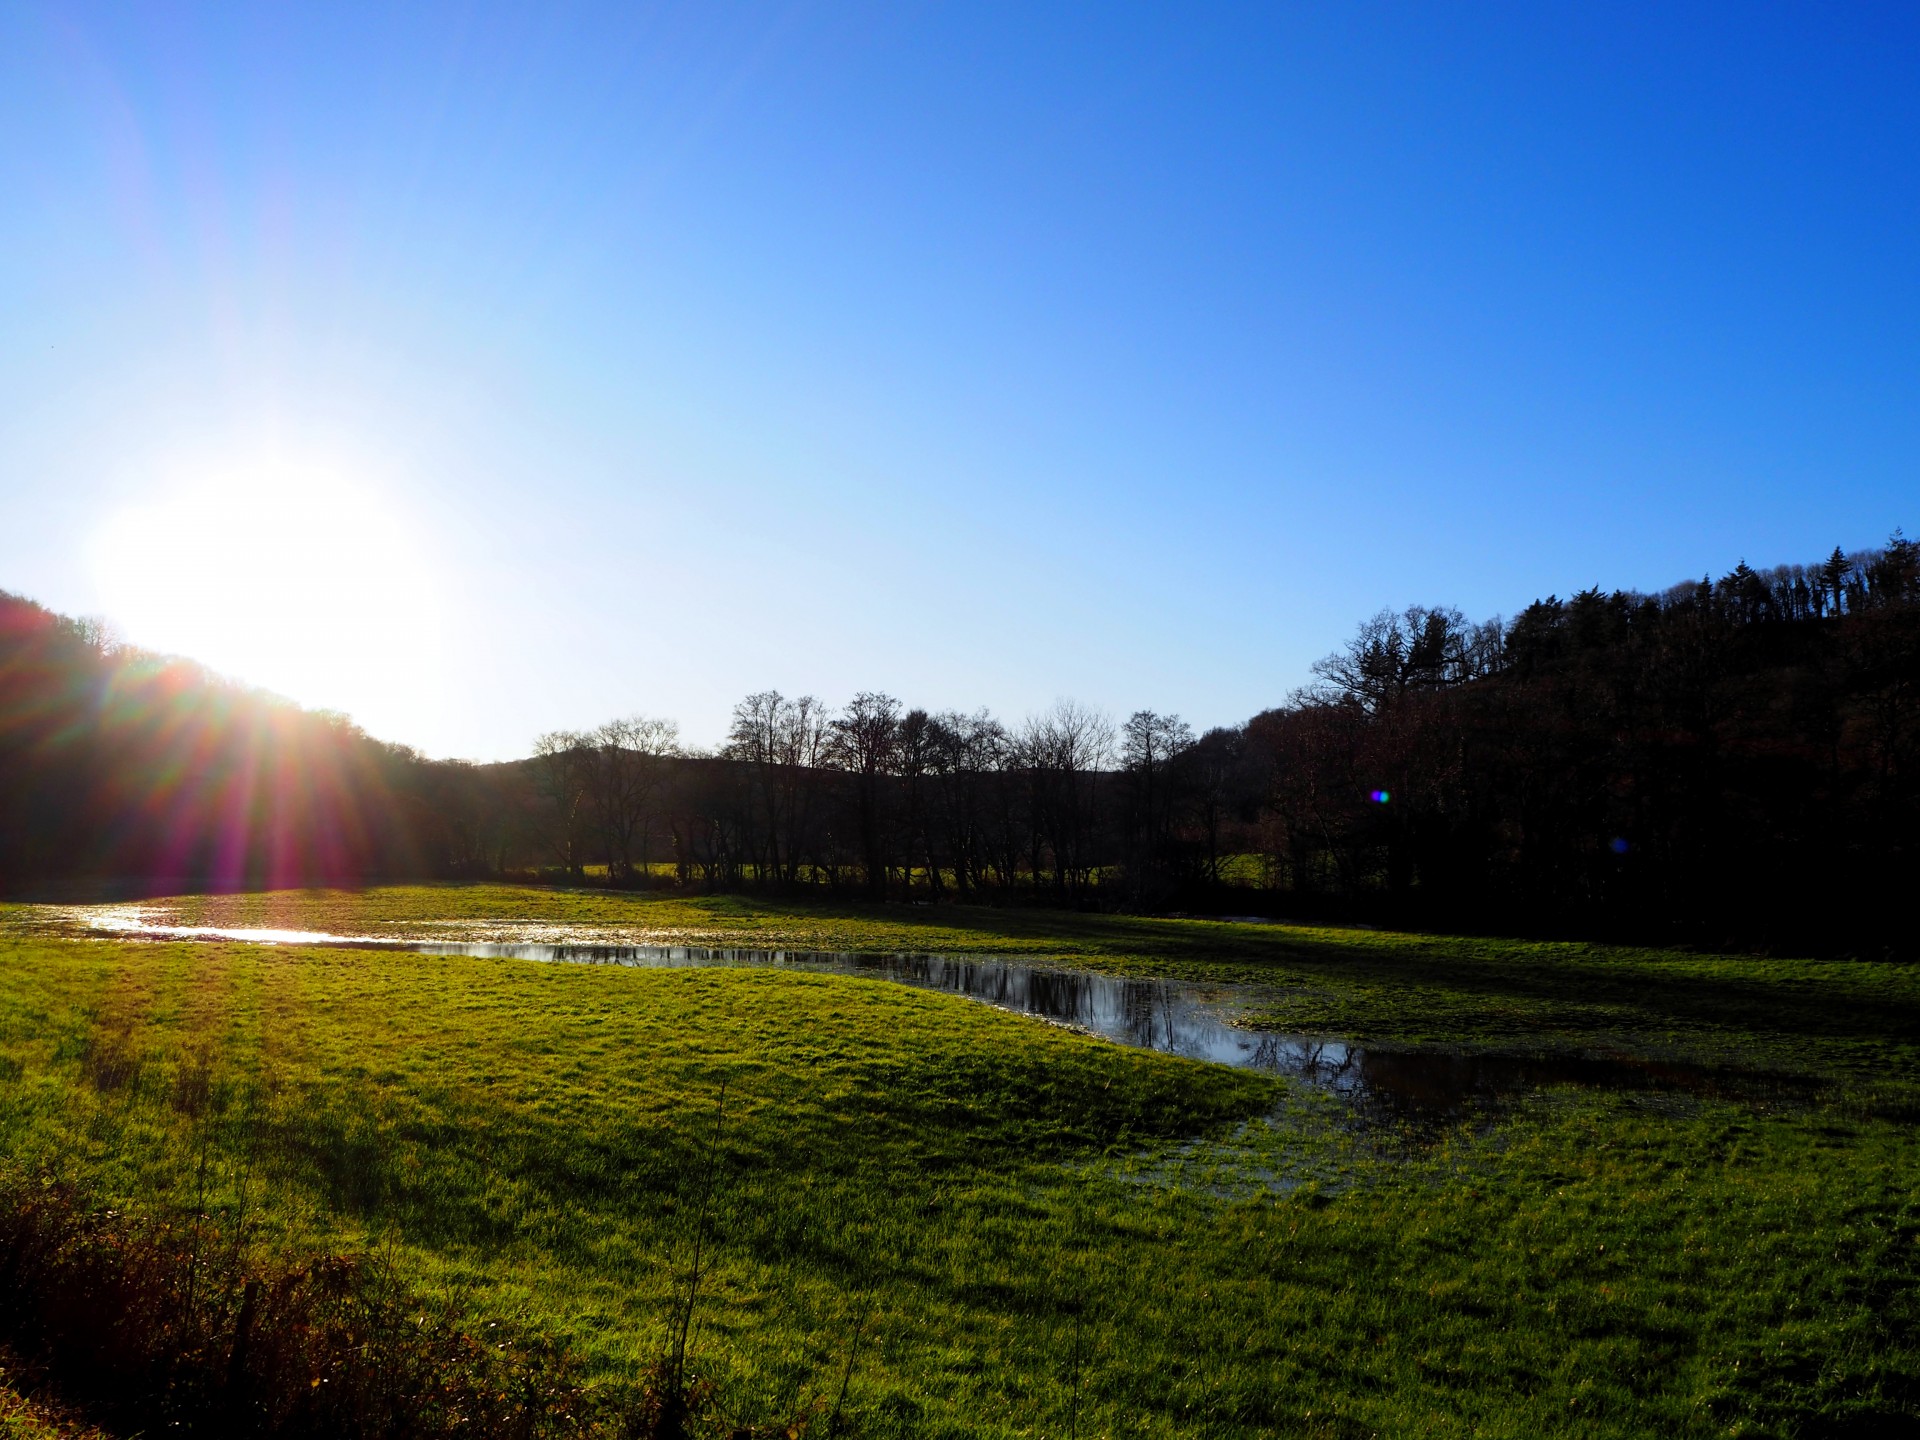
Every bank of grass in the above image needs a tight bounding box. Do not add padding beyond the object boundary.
[0,889,1915,1435]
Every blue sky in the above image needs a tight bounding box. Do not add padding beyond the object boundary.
[2,2,1915,758]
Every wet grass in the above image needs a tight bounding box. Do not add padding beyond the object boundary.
[0,889,1916,1436]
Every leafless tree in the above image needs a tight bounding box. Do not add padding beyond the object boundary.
[924,709,1010,896]
[1018,700,1113,900]
[726,691,831,884]
[829,692,902,897]
[1119,709,1195,900]
[531,730,593,877]
[583,715,682,884]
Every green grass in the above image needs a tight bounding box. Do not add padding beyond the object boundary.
[1,886,1916,1436]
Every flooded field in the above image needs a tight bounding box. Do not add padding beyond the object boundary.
[4,885,1906,1437]
[72,907,1809,1120]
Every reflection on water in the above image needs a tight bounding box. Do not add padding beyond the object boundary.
[78,916,1804,1118]
[81,914,366,946]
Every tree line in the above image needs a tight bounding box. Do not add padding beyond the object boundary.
[3,530,1915,949]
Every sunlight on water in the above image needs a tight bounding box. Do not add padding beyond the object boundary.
[80,907,376,948]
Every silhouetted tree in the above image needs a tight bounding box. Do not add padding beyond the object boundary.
[1118,709,1194,902]
[829,692,902,898]
[580,716,681,884]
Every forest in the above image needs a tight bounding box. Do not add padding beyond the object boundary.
[4,530,1916,951]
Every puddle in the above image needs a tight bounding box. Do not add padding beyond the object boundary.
[70,911,1810,1119]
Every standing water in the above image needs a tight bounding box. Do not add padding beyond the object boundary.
[74,913,1805,1118]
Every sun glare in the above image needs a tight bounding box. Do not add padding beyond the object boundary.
[87,461,445,741]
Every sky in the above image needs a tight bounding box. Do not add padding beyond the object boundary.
[2,2,1916,760]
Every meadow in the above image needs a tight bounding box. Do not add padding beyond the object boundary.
[0,886,1914,1437]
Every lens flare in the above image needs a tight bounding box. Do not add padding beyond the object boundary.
[87,458,444,740]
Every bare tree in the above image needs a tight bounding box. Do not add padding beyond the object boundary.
[531,730,593,878]
[583,715,682,884]
[896,708,942,897]
[924,709,1010,897]
[726,691,831,884]
[1119,709,1195,900]
[829,692,902,897]
[1018,701,1114,900]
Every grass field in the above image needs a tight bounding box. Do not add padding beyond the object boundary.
[1,886,1915,1436]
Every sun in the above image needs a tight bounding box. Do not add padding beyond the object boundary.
[87,459,445,739]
